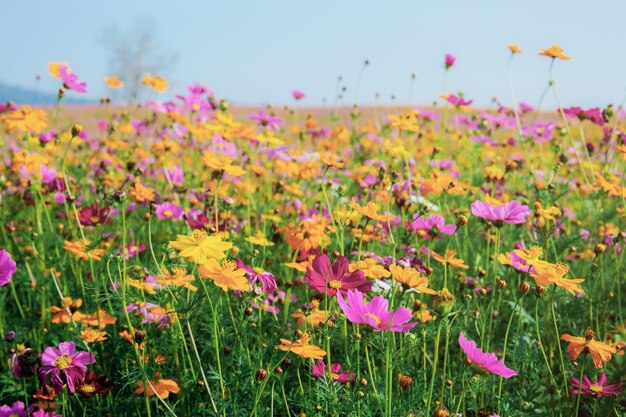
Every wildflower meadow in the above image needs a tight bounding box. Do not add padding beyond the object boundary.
[0,45,625,417]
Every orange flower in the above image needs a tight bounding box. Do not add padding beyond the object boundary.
[539,45,571,60]
[349,198,395,222]
[431,249,469,269]
[1,106,49,134]
[82,309,117,329]
[561,328,616,368]
[198,259,250,292]
[531,262,585,295]
[134,373,180,399]
[142,73,169,92]
[105,75,124,89]
[349,258,391,279]
[49,297,85,324]
[63,239,105,262]
[277,331,326,359]
[156,267,198,291]
[508,44,522,54]
[202,151,246,177]
[389,264,436,294]
[291,300,332,328]
[130,180,155,203]
[387,111,420,133]
[79,327,108,343]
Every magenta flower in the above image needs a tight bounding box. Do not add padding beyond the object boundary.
[442,93,472,107]
[236,259,277,294]
[0,401,32,417]
[32,410,62,417]
[408,214,456,239]
[444,53,456,69]
[248,110,284,131]
[458,333,517,378]
[121,241,147,260]
[305,254,372,296]
[155,202,185,220]
[78,203,112,226]
[38,342,95,393]
[569,373,623,397]
[471,200,530,225]
[312,359,355,384]
[59,65,87,93]
[337,289,417,332]
[292,90,305,100]
[0,249,17,287]
[563,106,606,127]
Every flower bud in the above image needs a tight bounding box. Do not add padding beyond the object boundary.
[397,373,412,389]
[433,407,450,417]
[433,288,455,314]
[594,243,606,255]
[535,285,545,297]
[519,281,530,294]
[455,215,468,228]
[256,368,268,381]
[71,124,83,137]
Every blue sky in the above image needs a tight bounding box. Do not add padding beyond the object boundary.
[2,1,626,108]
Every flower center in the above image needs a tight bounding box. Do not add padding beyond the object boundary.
[364,312,381,325]
[163,210,173,217]
[589,384,603,393]
[90,216,100,223]
[9,413,21,417]
[55,354,73,370]
[329,372,339,380]
[328,280,342,289]
[192,229,208,242]
[81,384,96,393]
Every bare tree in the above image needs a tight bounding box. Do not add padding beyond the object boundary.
[99,19,177,104]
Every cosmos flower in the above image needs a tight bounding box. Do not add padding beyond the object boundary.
[458,333,517,378]
[444,53,456,69]
[408,214,456,239]
[336,289,418,332]
[569,373,623,397]
[561,328,616,368]
[277,331,326,359]
[134,373,180,399]
[0,105,49,133]
[169,230,232,264]
[305,254,372,296]
[530,262,585,296]
[78,203,112,226]
[312,360,355,384]
[471,200,531,225]
[292,90,305,100]
[59,64,87,93]
[0,249,17,287]
[0,401,32,417]
[76,372,115,397]
[38,342,96,393]
[199,259,251,292]
[142,73,169,92]
[508,44,522,54]
[539,45,571,60]
[155,202,185,220]
[248,110,284,131]
[104,76,124,89]
[349,198,396,222]
[441,94,472,107]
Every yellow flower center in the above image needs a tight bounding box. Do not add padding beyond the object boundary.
[589,384,603,393]
[330,372,339,380]
[164,210,173,217]
[329,280,342,289]
[90,216,100,223]
[81,384,96,393]
[365,312,381,325]
[192,229,208,242]
[55,354,73,370]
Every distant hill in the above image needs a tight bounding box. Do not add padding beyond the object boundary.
[0,81,96,105]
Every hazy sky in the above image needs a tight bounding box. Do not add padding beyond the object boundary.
[3,1,626,108]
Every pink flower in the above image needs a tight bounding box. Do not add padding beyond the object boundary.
[305,254,372,296]
[569,373,623,397]
[0,401,32,417]
[0,249,17,287]
[155,202,185,220]
[312,360,355,384]
[292,90,305,100]
[471,200,530,225]
[408,214,456,239]
[563,106,606,126]
[442,93,472,107]
[444,53,456,69]
[59,65,87,93]
[248,111,284,131]
[458,333,517,378]
[38,342,96,393]
[337,289,417,332]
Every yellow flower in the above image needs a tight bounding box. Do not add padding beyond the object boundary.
[561,328,616,368]
[130,180,155,203]
[349,198,395,222]
[387,111,420,133]
[349,258,391,279]
[79,327,108,343]
[48,61,68,78]
[245,231,275,247]
[105,75,124,89]
[142,73,168,92]
[277,331,326,359]
[539,45,571,60]
[389,264,436,294]
[1,106,49,134]
[534,202,561,227]
[198,259,250,292]
[169,229,233,265]
[202,151,246,177]
[508,44,522,54]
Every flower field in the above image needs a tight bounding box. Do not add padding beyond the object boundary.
[0,47,624,417]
